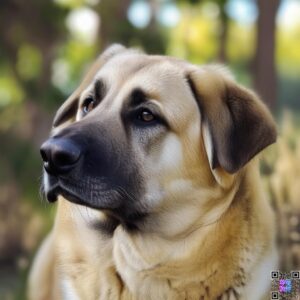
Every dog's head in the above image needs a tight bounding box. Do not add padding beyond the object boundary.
[41,45,276,229]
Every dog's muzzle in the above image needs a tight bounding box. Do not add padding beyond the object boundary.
[39,121,145,228]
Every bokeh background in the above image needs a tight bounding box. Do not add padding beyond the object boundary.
[0,0,300,298]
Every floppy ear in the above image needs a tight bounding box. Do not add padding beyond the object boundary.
[187,65,277,174]
[53,44,127,127]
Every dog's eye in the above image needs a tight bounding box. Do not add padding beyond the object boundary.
[82,97,96,115]
[137,110,155,123]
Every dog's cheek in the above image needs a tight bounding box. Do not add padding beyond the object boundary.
[146,133,184,192]
[156,133,183,173]
[138,134,184,209]
[143,179,165,209]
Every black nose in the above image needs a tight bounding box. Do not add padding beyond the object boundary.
[40,138,81,175]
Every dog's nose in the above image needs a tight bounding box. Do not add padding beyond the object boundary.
[40,138,81,175]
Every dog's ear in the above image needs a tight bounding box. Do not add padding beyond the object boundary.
[53,44,127,127]
[187,65,277,176]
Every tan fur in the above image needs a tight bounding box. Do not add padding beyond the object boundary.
[28,45,277,300]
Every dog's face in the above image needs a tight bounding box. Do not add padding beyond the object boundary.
[41,45,276,229]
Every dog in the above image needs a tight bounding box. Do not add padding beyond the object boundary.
[28,44,277,300]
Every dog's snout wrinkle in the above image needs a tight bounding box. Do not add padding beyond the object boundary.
[40,138,81,175]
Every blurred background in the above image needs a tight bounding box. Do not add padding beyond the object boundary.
[0,0,299,298]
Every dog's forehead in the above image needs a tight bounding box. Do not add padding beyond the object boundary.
[96,52,187,86]
[88,52,199,129]
[96,52,153,83]
[96,53,191,104]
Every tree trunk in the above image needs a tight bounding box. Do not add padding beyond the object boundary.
[218,0,229,63]
[98,0,131,48]
[254,0,280,110]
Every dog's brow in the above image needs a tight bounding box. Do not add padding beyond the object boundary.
[94,79,106,101]
[128,88,149,108]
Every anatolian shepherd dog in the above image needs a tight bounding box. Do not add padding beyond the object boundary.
[29,45,277,300]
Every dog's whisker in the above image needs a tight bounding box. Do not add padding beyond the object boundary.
[115,186,138,204]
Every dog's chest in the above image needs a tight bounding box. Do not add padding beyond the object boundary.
[110,228,275,300]
[111,228,235,300]
[58,235,274,300]
[57,206,275,300]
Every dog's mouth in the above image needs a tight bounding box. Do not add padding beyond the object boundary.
[44,174,134,211]
[43,170,148,230]
[46,184,88,207]
[45,179,148,230]
[45,179,121,210]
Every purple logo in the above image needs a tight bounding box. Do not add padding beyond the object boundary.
[279,279,292,293]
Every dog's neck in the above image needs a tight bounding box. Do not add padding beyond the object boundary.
[133,172,242,239]
[112,170,248,268]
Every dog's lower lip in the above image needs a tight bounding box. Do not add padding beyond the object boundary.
[46,186,60,203]
[46,184,77,204]
[46,183,94,208]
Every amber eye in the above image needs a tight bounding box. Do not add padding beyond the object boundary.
[82,97,96,115]
[138,110,155,122]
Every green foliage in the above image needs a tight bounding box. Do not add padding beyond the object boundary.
[0,76,24,108]
[226,22,255,64]
[168,4,218,63]
[277,24,300,75]
[54,0,96,9]
[17,44,42,81]
[54,39,97,94]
